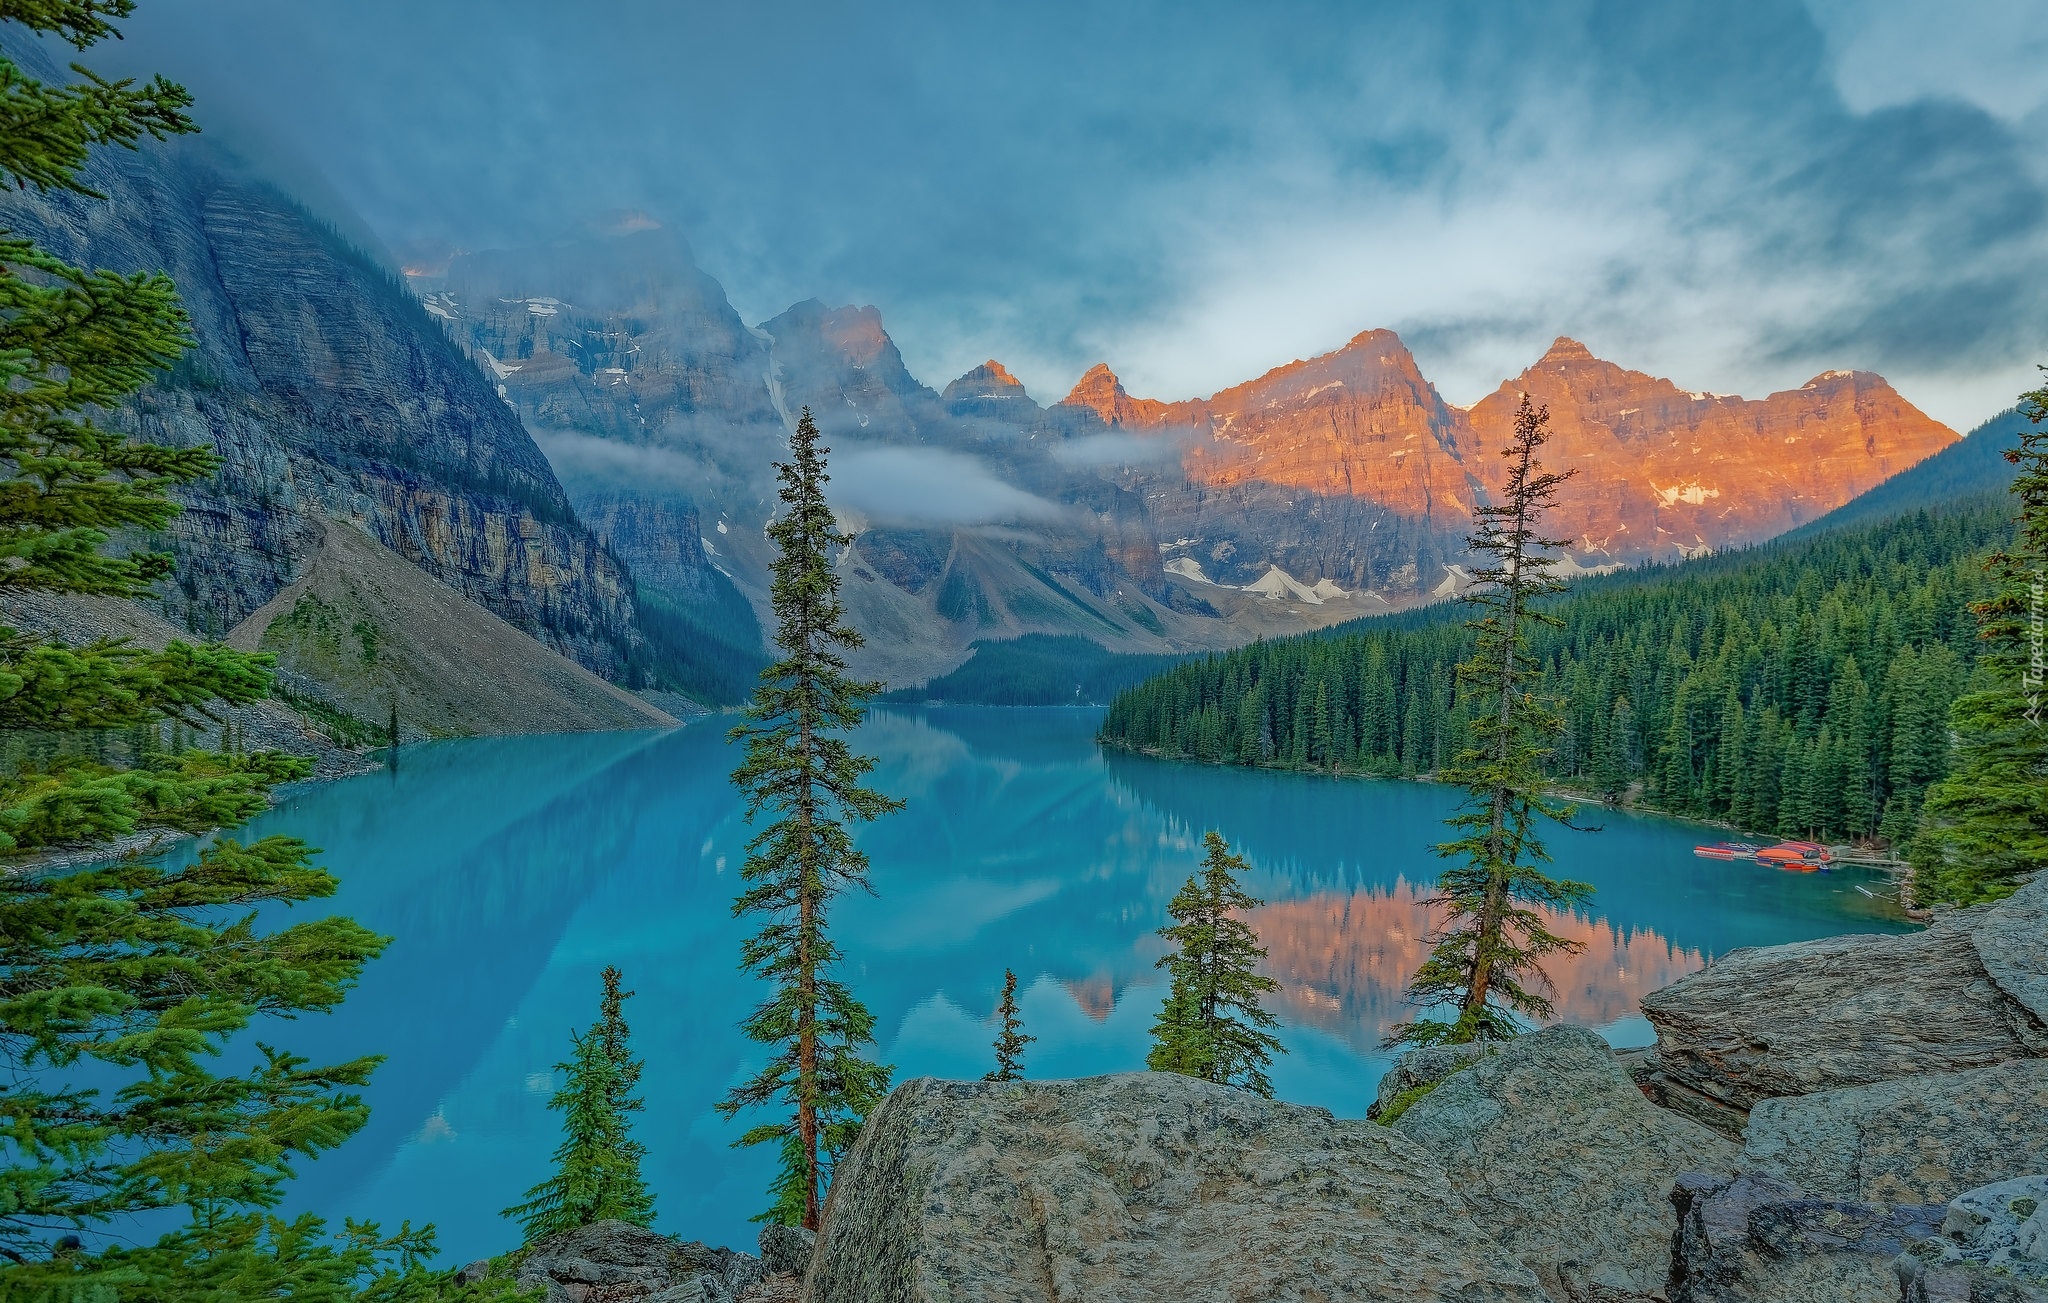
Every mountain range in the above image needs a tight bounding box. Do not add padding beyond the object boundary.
[2,94,1969,715]
[405,220,1957,686]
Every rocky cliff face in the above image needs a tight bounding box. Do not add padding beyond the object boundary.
[414,223,774,678]
[1,134,649,679]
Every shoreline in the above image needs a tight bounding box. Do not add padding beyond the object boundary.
[1095,736,1925,915]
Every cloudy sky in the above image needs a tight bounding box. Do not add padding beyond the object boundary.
[100,0,2048,429]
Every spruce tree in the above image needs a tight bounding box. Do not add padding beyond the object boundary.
[595,964,645,1111]
[0,5,496,1295]
[720,408,901,1229]
[1390,397,1594,1047]
[984,968,1032,1082]
[1145,831,1285,1096]
[504,970,655,1242]
[1910,371,2048,904]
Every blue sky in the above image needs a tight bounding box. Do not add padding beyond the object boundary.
[102,0,2048,427]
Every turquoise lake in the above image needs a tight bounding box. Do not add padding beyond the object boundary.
[223,706,1910,1263]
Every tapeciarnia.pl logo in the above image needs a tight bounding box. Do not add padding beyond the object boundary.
[2028,572,2044,727]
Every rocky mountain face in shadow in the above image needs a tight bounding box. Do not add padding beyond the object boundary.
[408,221,1955,686]
[0,135,653,682]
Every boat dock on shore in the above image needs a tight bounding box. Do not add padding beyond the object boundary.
[1693,839,1909,875]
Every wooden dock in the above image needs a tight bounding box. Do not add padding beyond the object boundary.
[1825,846,1909,875]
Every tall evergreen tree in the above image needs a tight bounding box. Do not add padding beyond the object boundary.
[984,968,1032,1082]
[504,970,655,1241]
[1390,397,1594,1047]
[1910,371,2048,904]
[0,5,499,1296]
[1146,831,1285,1096]
[720,408,901,1229]
[595,964,645,1110]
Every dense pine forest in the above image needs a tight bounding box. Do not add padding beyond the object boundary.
[1100,499,2012,846]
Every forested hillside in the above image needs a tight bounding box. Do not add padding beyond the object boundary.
[1100,499,2011,845]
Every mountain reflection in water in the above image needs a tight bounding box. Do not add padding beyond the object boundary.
[213,706,1904,1262]
[1253,887,1705,1051]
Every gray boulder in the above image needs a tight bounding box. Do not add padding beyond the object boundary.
[1668,1171,1944,1303]
[1366,1042,1496,1120]
[1956,878,2048,1055]
[758,1223,815,1278]
[1896,1175,2048,1302]
[513,1220,765,1303]
[1743,1061,2048,1205]
[1391,1025,1739,1301]
[803,1072,1549,1303]
[1641,883,2047,1123]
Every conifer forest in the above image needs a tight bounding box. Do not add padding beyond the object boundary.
[1101,500,2010,850]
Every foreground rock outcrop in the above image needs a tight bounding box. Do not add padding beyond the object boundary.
[1640,878,2047,1130]
[503,1221,763,1302]
[472,1221,804,1303]
[1741,1060,2048,1205]
[1668,1171,1945,1302]
[1366,1041,1494,1120]
[1393,1026,1739,1301]
[1896,1175,2048,1302]
[804,1072,1548,1302]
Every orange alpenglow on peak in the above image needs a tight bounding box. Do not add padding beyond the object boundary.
[941,358,1032,404]
[1058,327,1957,564]
[1463,343,1958,557]
[1128,327,1479,519]
[1540,336,1596,363]
[1057,362,1177,428]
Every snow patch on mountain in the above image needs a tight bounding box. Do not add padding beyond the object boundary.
[1655,480,1720,507]
[1164,556,1218,585]
[1241,566,1347,603]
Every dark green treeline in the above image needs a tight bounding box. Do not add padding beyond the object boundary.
[1100,501,2010,845]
